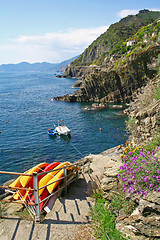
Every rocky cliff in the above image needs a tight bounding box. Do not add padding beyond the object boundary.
[124,72,160,146]
[53,45,160,103]
[54,17,160,104]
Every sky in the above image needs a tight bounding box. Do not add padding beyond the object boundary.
[0,0,160,64]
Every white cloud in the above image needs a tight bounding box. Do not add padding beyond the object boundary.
[0,26,108,64]
[118,9,139,18]
[15,26,108,51]
[150,8,160,11]
[118,8,160,19]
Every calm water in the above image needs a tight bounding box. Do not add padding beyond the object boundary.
[0,72,128,183]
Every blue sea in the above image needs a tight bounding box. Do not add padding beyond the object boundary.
[0,72,128,183]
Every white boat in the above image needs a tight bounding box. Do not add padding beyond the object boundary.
[55,120,71,136]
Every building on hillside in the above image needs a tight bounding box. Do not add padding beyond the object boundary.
[126,40,136,46]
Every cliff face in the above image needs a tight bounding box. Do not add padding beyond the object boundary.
[63,65,98,79]
[80,46,160,103]
[54,12,160,107]
[124,72,160,145]
[54,46,160,103]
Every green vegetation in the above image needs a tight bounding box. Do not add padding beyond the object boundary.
[71,10,160,67]
[111,193,135,215]
[126,118,137,136]
[91,188,104,201]
[90,198,128,240]
[111,21,160,69]
[89,178,129,239]
[143,128,160,152]
[154,82,160,100]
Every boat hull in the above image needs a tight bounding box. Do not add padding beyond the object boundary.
[48,129,57,136]
[55,126,71,136]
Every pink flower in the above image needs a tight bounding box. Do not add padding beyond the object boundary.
[128,151,132,156]
[156,169,160,174]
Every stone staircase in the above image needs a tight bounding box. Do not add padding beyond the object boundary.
[0,173,94,240]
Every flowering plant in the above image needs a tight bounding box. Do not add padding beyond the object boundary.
[119,141,141,159]
[118,146,160,196]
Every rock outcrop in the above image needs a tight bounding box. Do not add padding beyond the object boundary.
[124,72,160,145]
[115,191,160,240]
[53,46,160,103]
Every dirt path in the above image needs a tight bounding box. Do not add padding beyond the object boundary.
[0,147,121,240]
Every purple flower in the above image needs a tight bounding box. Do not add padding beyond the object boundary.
[149,183,154,188]
[143,191,148,197]
[133,181,137,185]
[144,176,149,183]
[122,176,126,182]
[128,151,132,156]
[156,169,160,174]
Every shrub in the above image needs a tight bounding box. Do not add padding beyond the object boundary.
[118,146,160,196]
[111,193,135,215]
